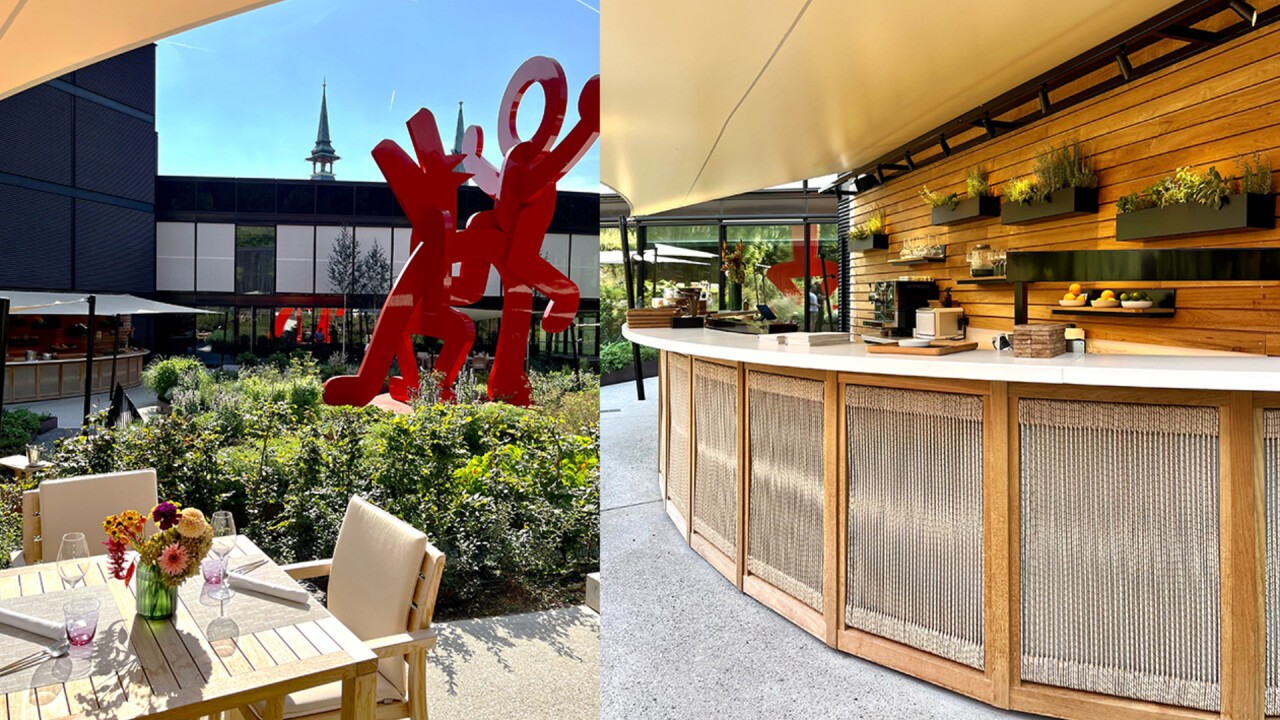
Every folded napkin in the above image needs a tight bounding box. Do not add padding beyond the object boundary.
[227,573,310,604]
[0,606,63,640]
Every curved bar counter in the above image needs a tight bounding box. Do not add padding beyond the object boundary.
[625,325,1280,720]
[3,350,147,403]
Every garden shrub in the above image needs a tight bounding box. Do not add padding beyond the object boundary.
[600,340,657,373]
[142,357,208,402]
[0,409,42,455]
[15,367,599,617]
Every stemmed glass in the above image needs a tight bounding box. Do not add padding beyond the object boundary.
[208,511,237,601]
[57,532,90,590]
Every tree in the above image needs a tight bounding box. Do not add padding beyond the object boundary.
[327,226,359,356]
[357,243,391,342]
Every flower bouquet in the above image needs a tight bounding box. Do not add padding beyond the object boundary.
[103,502,213,620]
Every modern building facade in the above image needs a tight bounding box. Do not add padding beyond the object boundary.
[0,45,600,362]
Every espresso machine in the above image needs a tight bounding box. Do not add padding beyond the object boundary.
[863,280,939,341]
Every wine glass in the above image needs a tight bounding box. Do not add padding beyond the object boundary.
[57,532,90,590]
[208,511,237,601]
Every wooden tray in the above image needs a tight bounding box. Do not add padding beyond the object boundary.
[866,341,979,356]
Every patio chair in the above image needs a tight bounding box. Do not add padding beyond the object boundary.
[16,469,159,566]
[242,496,445,720]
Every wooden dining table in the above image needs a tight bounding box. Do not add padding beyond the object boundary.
[0,536,378,720]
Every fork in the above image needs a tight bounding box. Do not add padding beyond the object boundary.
[229,558,268,576]
[0,638,70,676]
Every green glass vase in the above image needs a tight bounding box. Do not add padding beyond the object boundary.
[135,563,178,620]
[725,282,743,311]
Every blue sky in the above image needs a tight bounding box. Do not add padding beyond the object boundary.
[156,0,600,192]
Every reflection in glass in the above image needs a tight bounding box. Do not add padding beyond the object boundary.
[235,226,276,295]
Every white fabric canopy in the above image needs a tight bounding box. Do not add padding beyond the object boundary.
[652,243,717,259]
[600,250,709,266]
[2,291,213,316]
[601,0,1180,215]
[0,0,280,102]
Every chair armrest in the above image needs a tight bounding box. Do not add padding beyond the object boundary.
[365,628,437,659]
[280,558,333,581]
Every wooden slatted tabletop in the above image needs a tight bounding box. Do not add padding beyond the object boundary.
[0,536,378,720]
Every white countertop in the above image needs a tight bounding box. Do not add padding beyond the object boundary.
[623,326,1280,392]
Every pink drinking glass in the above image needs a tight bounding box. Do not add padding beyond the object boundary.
[201,557,226,584]
[63,598,100,647]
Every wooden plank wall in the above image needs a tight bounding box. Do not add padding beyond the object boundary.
[848,10,1280,356]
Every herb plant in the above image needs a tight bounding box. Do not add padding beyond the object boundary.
[1116,166,1238,214]
[1238,153,1272,195]
[1004,177,1037,205]
[966,166,992,198]
[919,185,959,210]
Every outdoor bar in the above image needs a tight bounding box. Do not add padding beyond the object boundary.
[629,324,1279,720]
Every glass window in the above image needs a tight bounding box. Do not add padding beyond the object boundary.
[277,183,315,215]
[196,180,235,212]
[640,225,719,309]
[236,226,276,294]
[157,180,196,212]
[725,224,801,322]
[237,182,276,214]
[316,184,354,215]
[355,185,394,216]
[814,223,840,332]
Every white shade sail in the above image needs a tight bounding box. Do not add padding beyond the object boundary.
[601,0,1180,216]
[0,0,280,102]
[2,291,213,315]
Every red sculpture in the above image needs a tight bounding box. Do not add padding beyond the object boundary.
[767,237,839,306]
[322,57,598,407]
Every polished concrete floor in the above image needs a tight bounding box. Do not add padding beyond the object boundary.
[600,376,1039,720]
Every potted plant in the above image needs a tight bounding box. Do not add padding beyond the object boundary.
[1001,141,1100,224]
[848,207,888,251]
[1115,155,1274,240]
[925,166,1000,225]
[720,240,747,310]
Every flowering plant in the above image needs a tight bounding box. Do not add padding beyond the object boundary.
[103,501,213,588]
[720,241,746,284]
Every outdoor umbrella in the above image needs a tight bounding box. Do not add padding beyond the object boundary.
[601,0,1181,215]
[0,0,280,102]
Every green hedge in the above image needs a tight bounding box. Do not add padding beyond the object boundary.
[0,409,43,456]
[600,340,658,373]
[14,358,598,616]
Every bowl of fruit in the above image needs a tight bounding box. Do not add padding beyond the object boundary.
[1090,289,1119,308]
[1120,290,1153,309]
[1059,283,1088,306]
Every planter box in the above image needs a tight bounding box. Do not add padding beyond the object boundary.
[37,417,57,434]
[601,359,659,386]
[1116,193,1275,241]
[1001,187,1098,225]
[849,233,889,252]
[931,195,1000,226]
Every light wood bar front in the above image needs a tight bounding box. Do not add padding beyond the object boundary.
[632,327,1280,720]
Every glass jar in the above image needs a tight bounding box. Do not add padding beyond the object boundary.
[136,563,178,620]
[967,244,996,277]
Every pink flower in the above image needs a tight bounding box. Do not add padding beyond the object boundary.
[157,542,190,577]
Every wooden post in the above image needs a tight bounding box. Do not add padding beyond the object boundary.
[823,372,840,646]
[984,382,1013,707]
[1220,391,1264,720]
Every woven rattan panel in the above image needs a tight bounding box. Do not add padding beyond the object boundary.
[667,353,691,521]
[1019,398,1221,711]
[1265,409,1279,715]
[747,370,825,612]
[693,360,738,559]
[845,385,984,669]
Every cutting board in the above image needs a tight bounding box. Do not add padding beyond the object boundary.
[866,341,979,356]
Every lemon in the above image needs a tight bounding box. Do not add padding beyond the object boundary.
[1100,289,1115,299]
[1068,283,1082,295]
[1063,293,1075,301]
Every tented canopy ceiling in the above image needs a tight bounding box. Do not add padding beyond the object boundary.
[602,0,1181,216]
[3,291,212,316]
[0,0,279,102]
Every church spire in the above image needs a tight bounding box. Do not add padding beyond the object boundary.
[452,101,465,155]
[307,81,340,181]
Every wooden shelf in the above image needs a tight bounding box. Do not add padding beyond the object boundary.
[1051,307,1175,318]
[956,276,1009,285]
[888,256,945,266]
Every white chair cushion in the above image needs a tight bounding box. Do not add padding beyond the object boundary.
[250,672,403,719]
[38,469,158,563]
[328,496,428,697]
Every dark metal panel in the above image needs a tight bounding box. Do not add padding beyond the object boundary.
[75,98,156,203]
[0,85,73,184]
[74,200,156,293]
[73,45,156,114]
[0,184,73,289]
